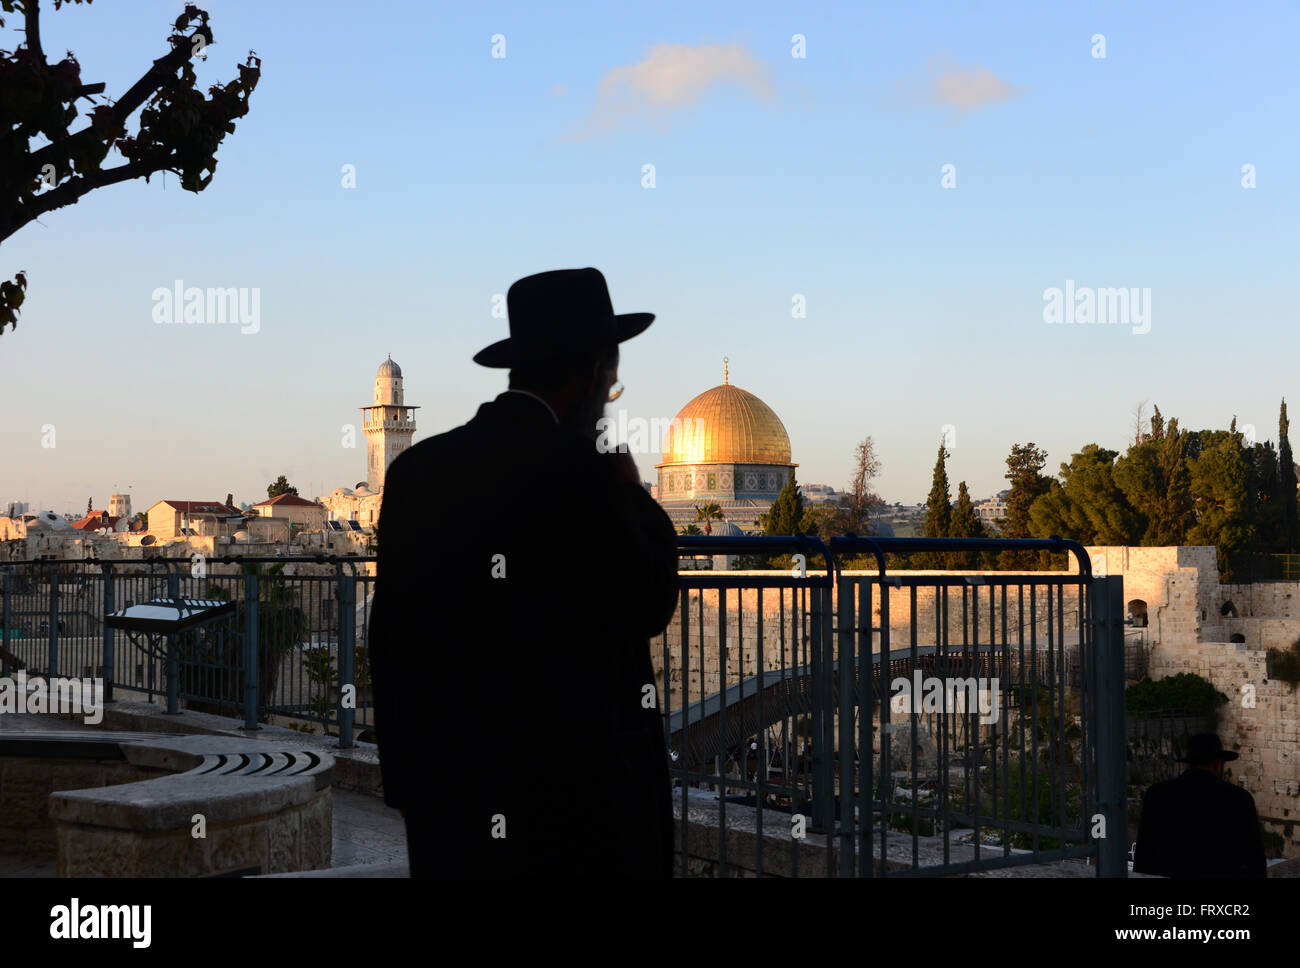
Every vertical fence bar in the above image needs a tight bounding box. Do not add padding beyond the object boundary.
[755,586,764,878]
[678,586,690,878]
[102,563,115,702]
[242,569,260,731]
[1091,574,1127,877]
[47,562,59,677]
[809,578,828,835]
[819,579,834,874]
[164,567,180,714]
[858,576,874,877]
[337,567,356,749]
[2,569,10,678]
[837,572,854,876]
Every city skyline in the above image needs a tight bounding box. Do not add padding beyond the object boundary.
[2,1,1297,511]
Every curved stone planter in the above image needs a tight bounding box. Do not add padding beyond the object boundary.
[0,731,333,877]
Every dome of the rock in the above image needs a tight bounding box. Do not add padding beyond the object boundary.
[653,364,796,536]
[659,383,792,467]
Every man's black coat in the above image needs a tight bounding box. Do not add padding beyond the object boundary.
[368,391,680,875]
[1133,768,1267,877]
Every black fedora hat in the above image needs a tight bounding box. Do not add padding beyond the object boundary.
[1177,733,1239,765]
[473,267,654,368]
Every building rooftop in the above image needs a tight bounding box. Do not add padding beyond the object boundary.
[252,494,323,508]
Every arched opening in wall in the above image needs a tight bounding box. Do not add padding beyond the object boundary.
[1221,600,1237,617]
[1128,600,1148,627]
[1230,633,1246,644]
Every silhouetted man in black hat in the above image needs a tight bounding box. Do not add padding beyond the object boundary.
[1133,733,1266,878]
[368,268,679,876]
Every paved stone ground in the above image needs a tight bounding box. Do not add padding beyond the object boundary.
[0,712,407,876]
[330,789,407,869]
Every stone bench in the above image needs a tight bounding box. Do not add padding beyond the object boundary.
[0,730,333,876]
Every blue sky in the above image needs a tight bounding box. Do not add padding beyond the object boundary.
[2,0,1297,515]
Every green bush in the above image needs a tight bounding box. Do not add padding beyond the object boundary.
[1125,673,1228,715]
[1265,639,1300,690]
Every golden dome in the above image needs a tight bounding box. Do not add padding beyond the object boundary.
[659,382,793,467]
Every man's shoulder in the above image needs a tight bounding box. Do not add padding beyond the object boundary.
[1142,777,1177,804]
[386,396,597,488]
[383,423,471,485]
[1222,779,1258,810]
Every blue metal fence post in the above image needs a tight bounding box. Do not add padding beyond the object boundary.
[836,568,856,876]
[102,563,115,702]
[164,568,180,713]
[809,579,828,834]
[337,569,356,749]
[47,562,59,677]
[242,569,260,731]
[1091,574,1127,877]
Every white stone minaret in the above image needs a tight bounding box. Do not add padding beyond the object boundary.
[359,355,419,492]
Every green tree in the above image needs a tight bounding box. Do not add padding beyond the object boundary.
[760,472,803,537]
[693,502,724,535]
[1279,399,1298,552]
[948,481,986,568]
[679,523,702,535]
[916,443,951,568]
[923,443,952,539]
[1249,440,1281,552]
[752,472,803,568]
[267,475,298,499]
[997,443,1054,568]
[1113,407,1194,545]
[0,1,261,334]
[1187,427,1257,579]
[1029,444,1144,545]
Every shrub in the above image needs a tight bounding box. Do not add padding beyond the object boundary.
[1265,638,1300,690]
[1125,674,1228,715]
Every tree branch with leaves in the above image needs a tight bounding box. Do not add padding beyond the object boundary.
[0,0,261,334]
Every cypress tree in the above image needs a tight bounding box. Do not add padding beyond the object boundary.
[949,481,985,568]
[923,444,952,539]
[1280,400,1298,552]
[758,471,805,569]
[763,471,804,536]
[918,443,952,568]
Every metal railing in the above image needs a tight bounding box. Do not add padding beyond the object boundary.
[0,555,374,746]
[2,538,1129,877]
[662,535,1128,878]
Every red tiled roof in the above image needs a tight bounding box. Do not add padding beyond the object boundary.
[252,494,321,508]
[72,512,120,531]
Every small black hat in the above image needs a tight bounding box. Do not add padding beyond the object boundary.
[473,267,654,368]
[1177,733,1239,765]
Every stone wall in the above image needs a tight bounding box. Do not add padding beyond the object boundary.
[0,755,169,855]
[1148,642,1300,856]
[2,731,336,877]
[53,788,332,877]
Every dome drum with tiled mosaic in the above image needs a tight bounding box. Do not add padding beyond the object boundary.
[655,365,796,534]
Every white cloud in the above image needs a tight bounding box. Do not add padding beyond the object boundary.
[566,42,773,140]
[894,55,1023,120]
